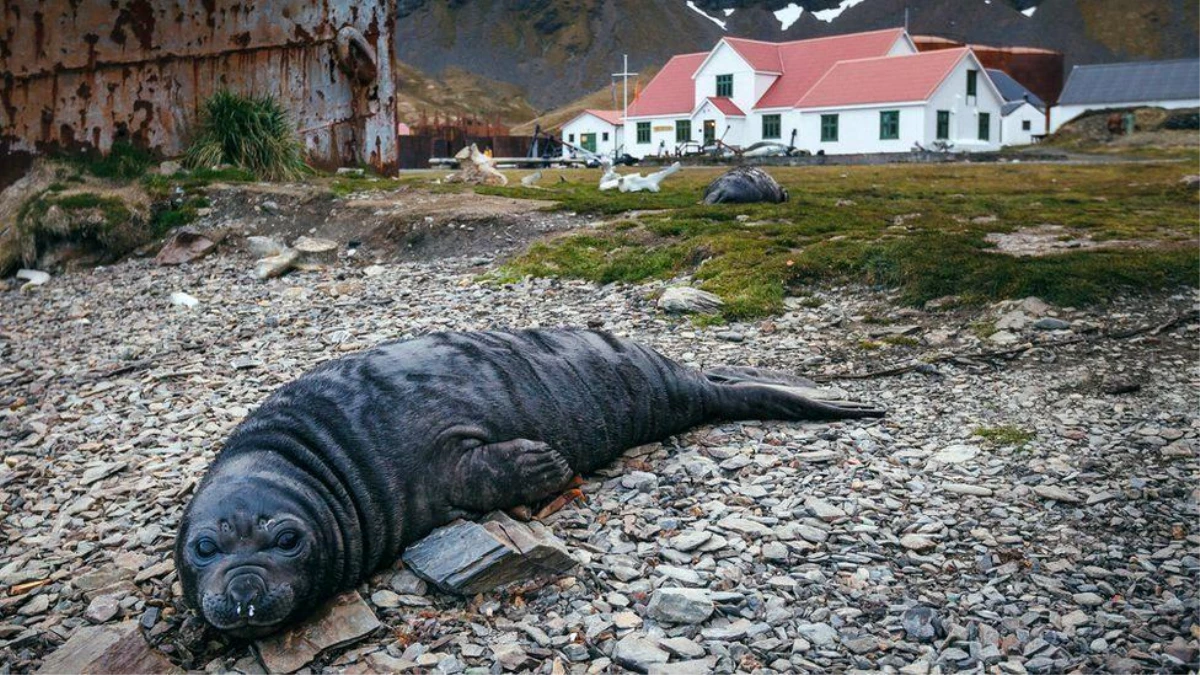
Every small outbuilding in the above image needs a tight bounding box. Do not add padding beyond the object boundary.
[988,69,1047,146]
[1050,59,1200,132]
[560,110,624,159]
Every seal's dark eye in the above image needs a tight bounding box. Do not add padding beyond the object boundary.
[195,539,218,559]
[276,531,301,551]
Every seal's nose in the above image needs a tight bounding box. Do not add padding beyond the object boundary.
[227,574,266,615]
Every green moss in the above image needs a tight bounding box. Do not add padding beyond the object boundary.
[974,425,1035,447]
[882,335,920,347]
[857,340,884,350]
[71,141,154,180]
[494,163,1197,320]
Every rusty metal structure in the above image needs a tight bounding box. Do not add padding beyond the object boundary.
[913,35,1065,107]
[1,0,400,188]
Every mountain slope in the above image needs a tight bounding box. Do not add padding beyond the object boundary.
[394,0,1198,110]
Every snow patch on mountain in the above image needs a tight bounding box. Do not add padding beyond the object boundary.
[1021,6,1037,17]
[774,3,804,30]
[685,1,728,30]
[812,0,867,23]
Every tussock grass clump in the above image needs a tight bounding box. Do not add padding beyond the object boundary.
[185,91,310,181]
[9,190,150,271]
[73,141,154,180]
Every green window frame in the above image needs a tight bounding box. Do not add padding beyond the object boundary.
[967,69,978,97]
[879,110,900,140]
[820,114,838,142]
[636,122,651,144]
[675,120,691,144]
[978,112,991,141]
[936,110,950,140]
[716,74,733,98]
[762,114,781,140]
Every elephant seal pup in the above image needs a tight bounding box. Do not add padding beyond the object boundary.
[702,166,789,204]
[175,329,882,637]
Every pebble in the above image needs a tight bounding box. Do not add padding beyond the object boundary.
[645,588,714,625]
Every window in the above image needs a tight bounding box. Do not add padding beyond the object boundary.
[936,110,950,140]
[676,120,691,144]
[637,122,651,144]
[978,112,990,141]
[762,114,781,140]
[603,132,610,141]
[1022,120,1031,131]
[568,134,575,143]
[880,110,900,140]
[967,69,978,97]
[716,74,733,98]
[821,114,838,142]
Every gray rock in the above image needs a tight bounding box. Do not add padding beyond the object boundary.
[988,330,1020,345]
[402,512,576,595]
[254,249,300,280]
[658,287,724,315]
[1033,317,1071,330]
[247,236,287,258]
[1033,485,1080,503]
[699,618,752,640]
[901,606,941,642]
[646,588,714,625]
[1072,592,1104,607]
[621,471,658,491]
[390,569,428,596]
[669,530,712,552]
[612,634,669,673]
[491,643,528,671]
[995,311,1029,331]
[659,637,705,659]
[930,445,979,464]
[85,594,121,624]
[804,497,846,522]
[900,534,937,552]
[796,623,838,647]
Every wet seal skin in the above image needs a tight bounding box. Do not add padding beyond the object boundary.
[175,329,884,636]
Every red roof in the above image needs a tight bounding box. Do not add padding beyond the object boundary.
[582,109,624,126]
[626,53,708,117]
[627,28,912,117]
[756,28,908,108]
[724,37,784,73]
[704,97,746,117]
[797,48,970,108]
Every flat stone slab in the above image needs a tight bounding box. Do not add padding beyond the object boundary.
[254,591,380,674]
[36,620,181,675]
[402,512,577,596]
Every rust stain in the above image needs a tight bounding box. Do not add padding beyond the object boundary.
[1,0,400,188]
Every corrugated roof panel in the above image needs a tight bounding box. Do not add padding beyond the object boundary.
[1058,59,1200,106]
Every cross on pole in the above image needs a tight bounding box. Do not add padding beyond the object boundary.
[613,55,638,152]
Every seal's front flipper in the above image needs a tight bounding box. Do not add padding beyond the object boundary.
[448,439,575,513]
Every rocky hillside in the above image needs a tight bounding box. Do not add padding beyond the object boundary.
[394,0,1199,109]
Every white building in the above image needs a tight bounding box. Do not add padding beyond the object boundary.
[988,69,1047,146]
[621,28,1007,158]
[560,110,624,159]
[1050,59,1200,133]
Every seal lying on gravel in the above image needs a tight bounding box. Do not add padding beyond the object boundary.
[175,329,882,636]
[702,166,789,204]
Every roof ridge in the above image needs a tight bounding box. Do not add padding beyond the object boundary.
[826,46,968,66]
[1072,57,1200,69]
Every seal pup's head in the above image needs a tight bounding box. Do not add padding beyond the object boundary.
[175,464,334,638]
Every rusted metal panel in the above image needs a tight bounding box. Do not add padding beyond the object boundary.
[0,0,398,183]
[913,35,1065,106]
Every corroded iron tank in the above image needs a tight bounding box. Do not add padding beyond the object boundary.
[0,0,400,188]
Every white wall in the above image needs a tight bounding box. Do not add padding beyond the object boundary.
[561,114,621,158]
[888,34,918,56]
[623,117,687,159]
[693,42,759,114]
[922,54,1005,152]
[796,104,926,155]
[1001,104,1047,146]
[1050,98,1200,133]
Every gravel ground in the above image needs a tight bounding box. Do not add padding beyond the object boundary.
[1,245,1197,675]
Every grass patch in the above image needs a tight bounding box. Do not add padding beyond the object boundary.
[497,163,1197,319]
[8,190,148,271]
[184,91,310,181]
[974,425,1036,447]
[70,141,154,180]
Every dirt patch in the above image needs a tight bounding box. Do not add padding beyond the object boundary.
[198,183,578,263]
[984,224,1157,257]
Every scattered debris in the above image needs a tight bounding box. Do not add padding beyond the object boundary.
[254,249,300,280]
[702,167,789,205]
[155,229,223,266]
[35,621,181,675]
[658,287,724,315]
[444,144,508,187]
[292,236,339,270]
[337,167,367,177]
[598,159,622,191]
[169,292,200,309]
[619,162,682,194]
[247,236,287,259]
[521,171,543,187]
[16,269,50,291]
[254,591,381,674]
[402,512,577,595]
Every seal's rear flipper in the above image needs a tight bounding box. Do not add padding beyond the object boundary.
[704,366,821,390]
[711,379,886,422]
[448,439,575,513]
